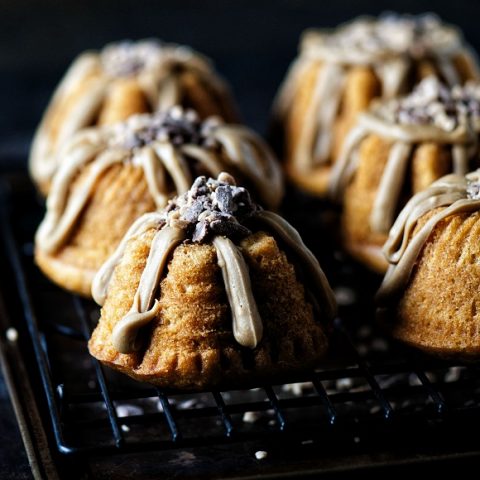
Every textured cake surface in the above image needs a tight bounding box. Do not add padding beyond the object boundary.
[89,231,329,388]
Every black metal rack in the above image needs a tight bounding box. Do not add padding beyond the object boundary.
[2,172,480,477]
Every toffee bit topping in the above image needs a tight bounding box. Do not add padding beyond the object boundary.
[101,39,196,77]
[101,40,163,77]
[321,13,459,57]
[163,173,258,243]
[467,181,480,200]
[377,77,480,131]
[109,107,222,150]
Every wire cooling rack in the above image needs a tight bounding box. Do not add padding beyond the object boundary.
[1,173,480,467]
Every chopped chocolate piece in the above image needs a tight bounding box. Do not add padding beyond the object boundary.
[192,220,209,243]
[101,40,163,77]
[180,200,203,223]
[163,174,258,243]
[375,77,480,132]
[101,40,198,78]
[209,219,251,238]
[467,181,480,200]
[190,177,210,198]
[322,13,459,59]
[110,107,223,151]
[231,187,255,215]
[213,185,234,213]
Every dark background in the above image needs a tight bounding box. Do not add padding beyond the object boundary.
[2,0,480,167]
[1,1,480,478]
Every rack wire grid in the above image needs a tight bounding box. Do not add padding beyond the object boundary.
[1,172,480,460]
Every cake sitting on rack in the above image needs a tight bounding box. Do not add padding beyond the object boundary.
[88,173,336,389]
[377,171,480,358]
[34,108,283,297]
[329,77,480,272]
[273,13,479,197]
[29,39,238,195]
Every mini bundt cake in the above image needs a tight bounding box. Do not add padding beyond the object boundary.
[377,171,480,358]
[30,39,238,195]
[273,13,479,196]
[88,174,336,389]
[329,77,480,272]
[34,107,283,297]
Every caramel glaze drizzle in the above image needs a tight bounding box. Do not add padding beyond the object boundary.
[273,20,474,172]
[35,118,283,256]
[376,170,480,305]
[92,210,336,354]
[328,110,478,236]
[111,226,186,353]
[213,236,263,349]
[29,41,235,188]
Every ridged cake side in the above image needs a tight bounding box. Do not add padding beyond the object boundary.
[390,209,480,357]
[35,162,156,296]
[88,231,328,389]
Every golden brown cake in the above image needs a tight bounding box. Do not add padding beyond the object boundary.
[273,13,479,197]
[29,39,238,195]
[329,77,480,273]
[34,108,283,297]
[377,171,480,358]
[88,173,336,389]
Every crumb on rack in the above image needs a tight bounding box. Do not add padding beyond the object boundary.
[255,450,268,460]
[6,328,18,342]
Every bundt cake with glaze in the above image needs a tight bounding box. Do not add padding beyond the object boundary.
[377,170,480,358]
[34,107,283,297]
[273,13,479,197]
[30,39,238,195]
[88,173,336,389]
[330,77,480,272]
